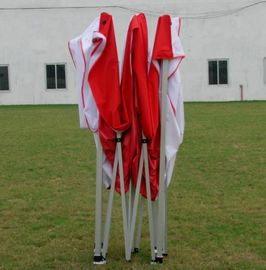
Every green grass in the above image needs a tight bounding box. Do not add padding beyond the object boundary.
[0,102,265,270]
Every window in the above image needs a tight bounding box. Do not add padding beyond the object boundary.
[208,59,228,85]
[263,57,266,84]
[0,65,9,91]
[46,64,66,89]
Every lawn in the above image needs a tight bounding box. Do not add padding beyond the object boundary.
[0,102,265,270]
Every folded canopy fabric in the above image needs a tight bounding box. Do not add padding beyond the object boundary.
[88,13,130,133]
[69,13,185,198]
[119,13,161,198]
[68,13,130,188]
[68,17,100,131]
[148,15,185,198]
[121,13,156,140]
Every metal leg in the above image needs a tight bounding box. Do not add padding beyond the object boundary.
[130,183,135,226]
[134,195,144,252]
[128,180,132,226]
[156,60,169,263]
[128,147,144,259]
[143,140,156,262]
[117,132,130,261]
[93,136,104,264]
[152,200,158,253]
[101,147,119,260]
[129,181,135,252]
[128,179,134,243]
[163,187,168,256]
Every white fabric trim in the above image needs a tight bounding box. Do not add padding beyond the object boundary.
[165,16,185,187]
[170,17,185,59]
[69,17,113,187]
[68,17,100,131]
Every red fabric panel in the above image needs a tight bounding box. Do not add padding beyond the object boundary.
[152,15,173,60]
[145,15,175,200]
[89,13,130,132]
[119,13,160,200]
[88,13,132,194]
[131,13,155,140]
[117,14,142,194]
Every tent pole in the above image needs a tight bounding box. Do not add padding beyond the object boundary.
[152,200,158,253]
[117,132,130,261]
[156,60,169,263]
[143,138,156,262]
[134,196,143,252]
[101,146,119,260]
[129,180,135,253]
[128,179,132,225]
[163,185,168,256]
[128,176,132,245]
[93,135,104,264]
[128,147,144,258]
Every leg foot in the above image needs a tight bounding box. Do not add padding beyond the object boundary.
[93,255,106,265]
[154,256,163,264]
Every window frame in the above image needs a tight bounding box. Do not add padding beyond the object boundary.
[45,63,67,91]
[207,59,229,86]
[0,64,11,92]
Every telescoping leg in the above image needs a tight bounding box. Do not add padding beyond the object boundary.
[163,187,168,256]
[93,136,104,264]
[156,60,169,263]
[152,200,158,254]
[142,138,156,263]
[128,180,135,252]
[101,146,119,261]
[116,132,130,261]
[134,195,144,253]
[128,146,144,259]
[127,179,135,250]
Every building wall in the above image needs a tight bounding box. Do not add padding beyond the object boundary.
[181,1,266,101]
[0,0,266,105]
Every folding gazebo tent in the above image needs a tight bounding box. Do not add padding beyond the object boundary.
[68,11,185,265]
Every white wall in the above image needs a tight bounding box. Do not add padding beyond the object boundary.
[0,0,265,104]
[181,1,266,101]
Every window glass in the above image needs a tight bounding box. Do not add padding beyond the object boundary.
[219,60,228,84]
[0,66,9,90]
[46,65,56,89]
[56,65,66,89]
[208,61,218,85]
